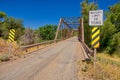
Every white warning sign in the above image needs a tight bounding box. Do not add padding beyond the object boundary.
[89,10,103,26]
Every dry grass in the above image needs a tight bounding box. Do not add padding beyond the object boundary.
[0,38,19,50]
[97,53,120,62]
[78,53,120,80]
[0,39,22,61]
[0,38,54,61]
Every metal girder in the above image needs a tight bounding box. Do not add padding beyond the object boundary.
[62,17,80,24]
[54,18,63,41]
[62,17,80,30]
[62,19,72,30]
[54,17,83,41]
[66,23,80,25]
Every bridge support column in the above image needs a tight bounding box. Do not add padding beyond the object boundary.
[81,17,84,42]
[54,18,62,41]
[78,17,84,42]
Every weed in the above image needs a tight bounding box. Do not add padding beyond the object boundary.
[79,53,120,80]
[0,54,9,61]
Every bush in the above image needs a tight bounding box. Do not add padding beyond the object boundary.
[106,32,120,55]
[0,54,9,61]
[37,25,57,40]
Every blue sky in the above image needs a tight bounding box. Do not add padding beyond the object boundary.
[0,0,119,29]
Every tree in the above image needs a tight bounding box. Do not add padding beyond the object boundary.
[81,0,98,46]
[108,3,120,33]
[1,16,25,40]
[0,12,7,18]
[37,25,57,41]
[20,28,35,45]
[0,11,7,37]
[100,18,116,51]
[100,3,120,54]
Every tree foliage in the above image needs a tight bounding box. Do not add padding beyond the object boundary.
[0,11,25,41]
[0,12,7,18]
[81,1,120,55]
[81,0,98,46]
[37,25,57,41]
[0,12,57,45]
[100,3,120,54]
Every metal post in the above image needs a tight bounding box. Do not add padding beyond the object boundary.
[61,23,63,40]
[54,18,62,41]
[81,17,84,42]
[71,30,73,36]
[94,48,97,68]
[8,42,12,57]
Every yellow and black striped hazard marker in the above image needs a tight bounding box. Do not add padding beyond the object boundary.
[91,27,100,48]
[8,29,16,42]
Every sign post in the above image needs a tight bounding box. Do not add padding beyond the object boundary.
[8,29,16,57]
[89,10,103,68]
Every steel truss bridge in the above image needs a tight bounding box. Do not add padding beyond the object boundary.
[54,17,84,42]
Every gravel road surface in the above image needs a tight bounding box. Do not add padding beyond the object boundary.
[0,37,85,80]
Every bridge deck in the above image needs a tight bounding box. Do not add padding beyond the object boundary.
[0,37,85,80]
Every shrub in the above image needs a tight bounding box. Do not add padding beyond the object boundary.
[0,54,9,61]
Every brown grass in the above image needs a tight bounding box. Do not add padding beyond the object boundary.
[0,39,53,61]
[78,53,120,80]
[0,39,22,61]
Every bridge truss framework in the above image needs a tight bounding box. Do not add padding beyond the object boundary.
[54,17,84,42]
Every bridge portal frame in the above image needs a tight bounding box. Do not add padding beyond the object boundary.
[54,17,84,42]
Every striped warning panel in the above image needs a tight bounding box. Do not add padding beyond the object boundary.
[8,29,15,42]
[91,27,100,48]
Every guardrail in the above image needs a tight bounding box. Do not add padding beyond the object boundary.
[20,39,61,54]
[79,42,90,60]
[78,38,93,58]
[81,41,93,57]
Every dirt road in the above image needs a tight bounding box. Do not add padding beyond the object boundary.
[0,37,85,80]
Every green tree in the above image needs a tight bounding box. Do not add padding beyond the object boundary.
[1,16,25,40]
[81,0,98,46]
[108,3,120,33]
[37,25,57,41]
[100,3,120,55]
[0,12,7,18]
[100,19,116,51]
[0,11,7,37]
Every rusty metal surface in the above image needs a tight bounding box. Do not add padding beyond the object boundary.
[21,40,60,49]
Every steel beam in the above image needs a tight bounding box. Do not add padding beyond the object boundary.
[54,18,63,41]
[81,17,84,42]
